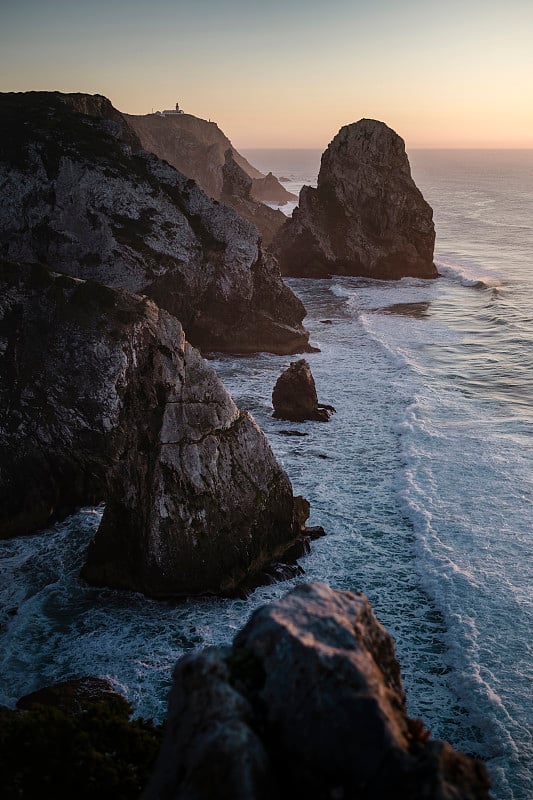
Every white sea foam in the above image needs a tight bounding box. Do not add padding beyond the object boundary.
[436,259,505,289]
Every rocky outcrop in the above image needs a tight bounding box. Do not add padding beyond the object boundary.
[272,359,336,422]
[0,91,311,355]
[144,582,491,800]
[251,171,297,205]
[271,119,437,280]
[221,149,288,246]
[125,110,292,205]
[0,261,311,597]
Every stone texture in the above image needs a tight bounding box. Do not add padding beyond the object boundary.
[144,582,491,800]
[221,149,288,246]
[271,119,437,280]
[125,110,293,206]
[0,261,308,598]
[272,359,336,422]
[0,91,310,355]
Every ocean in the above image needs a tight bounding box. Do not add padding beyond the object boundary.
[1,148,531,800]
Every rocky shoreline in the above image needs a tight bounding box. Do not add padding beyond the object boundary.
[0,92,490,797]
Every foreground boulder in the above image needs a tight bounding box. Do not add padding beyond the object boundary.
[271,119,437,280]
[272,359,336,421]
[0,91,310,355]
[144,582,491,799]
[0,261,309,597]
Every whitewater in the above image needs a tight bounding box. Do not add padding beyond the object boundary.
[0,149,531,799]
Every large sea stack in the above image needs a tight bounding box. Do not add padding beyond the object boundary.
[0,262,305,597]
[271,119,437,280]
[0,91,310,355]
[145,582,491,799]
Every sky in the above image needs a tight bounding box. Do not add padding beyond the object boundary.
[1,0,532,150]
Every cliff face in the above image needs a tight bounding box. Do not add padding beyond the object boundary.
[0,92,310,355]
[220,149,288,246]
[271,119,437,280]
[125,110,293,204]
[0,261,305,597]
[145,582,491,799]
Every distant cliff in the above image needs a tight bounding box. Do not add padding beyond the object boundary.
[0,91,310,355]
[125,110,295,205]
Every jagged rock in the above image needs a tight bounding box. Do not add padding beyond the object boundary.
[0,261,310,597]
[220,149,288,245]
[144,582,491,800]
[251,171,297,205]
[272,359,336,422]
[0,91,311,355]
[125,111,292,243]
[271,119,437,280]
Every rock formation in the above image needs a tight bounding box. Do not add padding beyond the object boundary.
[0,91,311,355]
[0,261,311,597]
[272,359,336,422]
[144,582,491,800]
[251,171,297,206]
[124,110,293,205]
[220,149,288,245]
[271,119,437,280]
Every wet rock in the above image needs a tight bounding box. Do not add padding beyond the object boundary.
[271,118,437,280]
[272,359,336,422]
[0,91,311,355]
[144,582,491,800]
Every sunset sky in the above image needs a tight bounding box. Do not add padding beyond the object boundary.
[1,0,532,149]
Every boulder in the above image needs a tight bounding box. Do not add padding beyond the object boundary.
[0,261,309,598]
[271,119,437,280]
[144,582,491,800]
[0,91,311,355]
[272,359,336,422]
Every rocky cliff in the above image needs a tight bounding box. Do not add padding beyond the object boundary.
[145,582,491,799]
[271,119,437,280]
[0,261,307,597]
[125,110,293,205]
[0,91,310,355]
[220,149,288,245]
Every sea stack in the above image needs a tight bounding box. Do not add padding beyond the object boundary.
[271,119,437,280]
[272,360,336,422]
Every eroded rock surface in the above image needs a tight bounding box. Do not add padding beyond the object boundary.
[271,119,437,280]
[0,261,307,597]
[272,359,336,422]
[0,91,310,355]
[144,582,491,800]
[221,149,288,246]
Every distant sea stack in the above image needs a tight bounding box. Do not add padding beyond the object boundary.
[271,119,437,280]
[0,261,308,598]
[0,91,311,355]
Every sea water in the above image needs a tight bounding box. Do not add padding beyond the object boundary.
[0,149,531,799]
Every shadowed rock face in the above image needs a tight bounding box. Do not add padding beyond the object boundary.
[220,149,288,246]
[272,359,336,422]
[271,119,437,280]
[0,91,310,355]
[144,582,491,800]
[0,261,305,597]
